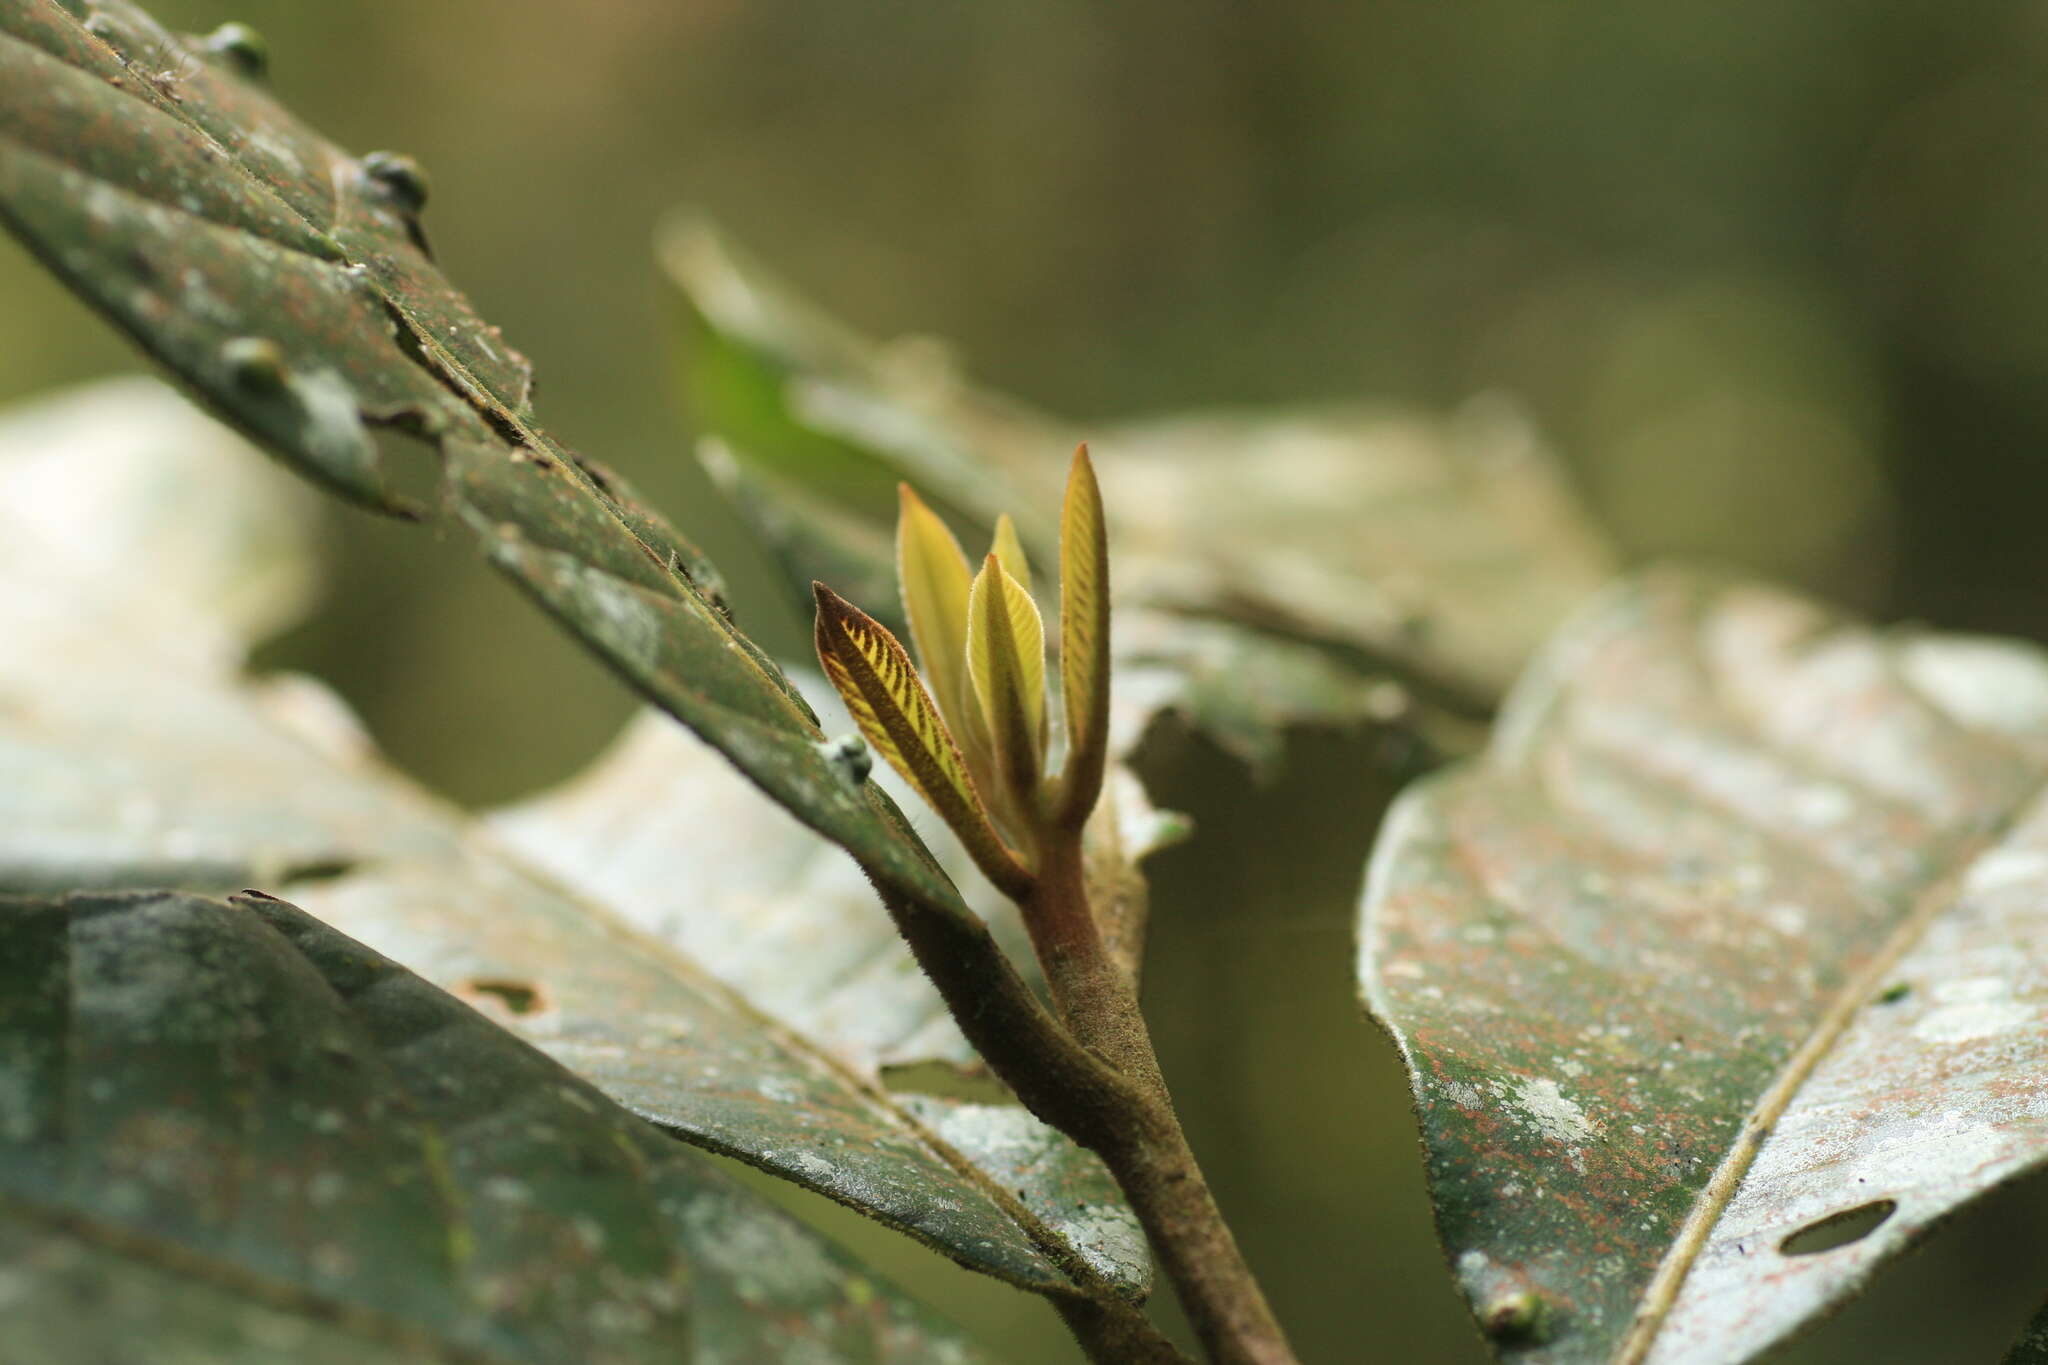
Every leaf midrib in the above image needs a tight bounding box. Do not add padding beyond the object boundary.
[1611,779,2048,1362]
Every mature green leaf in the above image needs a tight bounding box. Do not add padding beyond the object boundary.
[666,215,1617,722]
[1086,401,1619,710]
[1359,569,2048,1363]
[0,0,1004,992]
[0,889,984,1364]
[489,705,1152,1291]
[0,377,1144,1306]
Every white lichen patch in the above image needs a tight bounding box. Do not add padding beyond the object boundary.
[1898,636,2048,736]
[1913,999,2034,1045]
[1963,848,2048,897]
[1063,1203,1149,1285]
[682,1192,840,1305]
[1763,903,1808,937]
[1908,975,2035,1044]
[1442,1080,1484,1109]
[1506,1076,1599,1146]
[1789,784,1852,828]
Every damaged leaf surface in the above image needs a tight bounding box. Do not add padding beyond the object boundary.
[0,0,1003,996]
[0,889,984,1364]
[0,379,1146,1305]
[1360,569,2048,1363]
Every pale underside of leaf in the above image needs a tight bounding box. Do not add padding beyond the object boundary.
[0,382,1148,1305]
[968,557,1048,811]
[489,704,1150,1299]
[1360,568,2048,1364]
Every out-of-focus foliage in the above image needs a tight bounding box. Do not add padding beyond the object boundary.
[666,220,1617,719]
[8,0,2048,803]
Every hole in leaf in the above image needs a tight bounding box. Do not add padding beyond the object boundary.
[1780,1198,1897,1255]
[275,857,356,886]
[878,1060,1016,1105]
[454,977,548,1017]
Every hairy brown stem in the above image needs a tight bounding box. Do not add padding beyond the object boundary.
[1024,837,1299,1365]
[862,815,1293,1364]
[1055,1296,1196,1365]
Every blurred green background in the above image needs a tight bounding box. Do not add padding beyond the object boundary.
[7,1,2048,1360]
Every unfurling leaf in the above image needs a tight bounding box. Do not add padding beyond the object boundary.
[813,582,1031,899]
[1057,444,1112,828]
[896,483,993,770]
[968,554,1048,818]
[990,512,1035,599]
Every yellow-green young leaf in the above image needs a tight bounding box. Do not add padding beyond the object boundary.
[989,513,1035,600]
[1057,444,1112,828]
[895,485,993,769]
[812,584,1031,898]
[968,555,1047,818]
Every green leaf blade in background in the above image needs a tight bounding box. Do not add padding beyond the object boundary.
[0,888,985,1364]
[665,215,1619,730]
[1359,569,2048,1363]
[0,376,1145,1310]
[0,0,1000,961]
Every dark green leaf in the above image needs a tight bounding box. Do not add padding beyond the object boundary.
[1360,569,2048,1363]
[0,889,985,1363]
[0,378,1143,1304]
[0,0,997,985]
[489,705,1151,1293]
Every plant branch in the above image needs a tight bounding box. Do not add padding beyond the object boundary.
[1054,1297,1196,1365]
[867,833,1294,1363]
[1023,834,1299,1365]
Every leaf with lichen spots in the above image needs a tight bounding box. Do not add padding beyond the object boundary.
[0,0,999,975]
[1360,568,2048,1364]
[0,889,986,1364]
[0,377,1150,1311]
